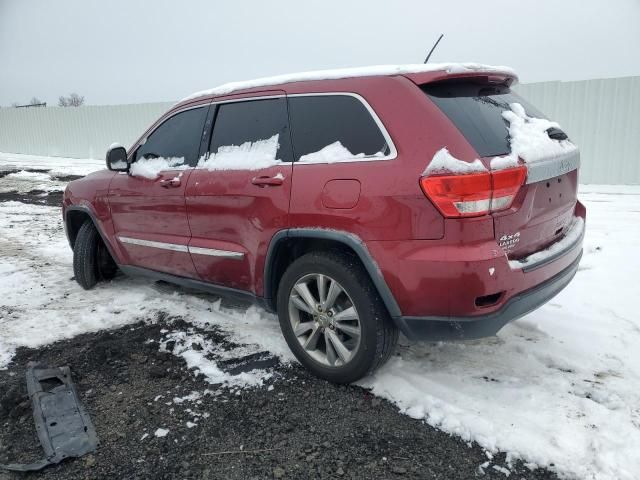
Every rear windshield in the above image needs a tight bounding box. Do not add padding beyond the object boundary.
[422,81,546,157]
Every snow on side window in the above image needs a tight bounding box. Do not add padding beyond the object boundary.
[129,157,187,179]
[196,134,282,171]
[298,141,385,164]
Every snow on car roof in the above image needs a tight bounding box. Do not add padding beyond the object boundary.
[181,62,517,103]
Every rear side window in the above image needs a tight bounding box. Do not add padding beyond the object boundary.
[423,82,546,157]
[135,106,207,166]
[288,95,390,162]
[208,97,293,163]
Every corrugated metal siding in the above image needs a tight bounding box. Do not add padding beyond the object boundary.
[0,102,173,160]
[516,76,640,185]
[0,76,638,184]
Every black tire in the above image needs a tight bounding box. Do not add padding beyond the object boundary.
[277,251,398,383]
[73,220,116,289]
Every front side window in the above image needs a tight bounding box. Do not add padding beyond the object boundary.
[288,95,390,163]
[199,97,292,170]
[135,106,208,167]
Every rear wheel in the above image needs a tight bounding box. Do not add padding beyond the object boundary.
[277,251,398,383]
[73,220,117,289]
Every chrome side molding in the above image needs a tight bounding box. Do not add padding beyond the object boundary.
[118,236,244,259]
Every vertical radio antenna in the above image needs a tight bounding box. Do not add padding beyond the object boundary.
[424,33,444,63]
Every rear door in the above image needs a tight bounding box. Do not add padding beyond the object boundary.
[423,81,579,259]
[109,105,209,278]
[185,93,293,294]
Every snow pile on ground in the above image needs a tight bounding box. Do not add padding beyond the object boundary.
[181,63,517,102]
[0,152,104,176]
[0,170,60,195]
[299,141,384,164]
[5,170,51,182]
[160,330,273,388]
[361,185,640,480]
[0,199,291,370]
[129,156,187,179]
[423,147,487,176]
[197,135,281,171]
[500,102,577,164]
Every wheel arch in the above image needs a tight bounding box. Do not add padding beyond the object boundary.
[64,205,119,262]
[263,229,401,318]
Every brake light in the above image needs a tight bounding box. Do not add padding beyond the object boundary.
[420,166,526,217]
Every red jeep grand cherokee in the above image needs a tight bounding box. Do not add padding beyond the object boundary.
[63,64,585,383]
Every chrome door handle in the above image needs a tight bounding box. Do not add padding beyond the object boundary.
[160,178,181,188]
[251,174,284,187]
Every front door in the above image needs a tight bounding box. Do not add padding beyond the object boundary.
[109,105,209,278]
[185,93,293,294]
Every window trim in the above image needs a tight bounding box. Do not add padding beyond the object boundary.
[204,94,294,165]
[130,92,398,166]
[129,104,209,163]
[287,92,398,164]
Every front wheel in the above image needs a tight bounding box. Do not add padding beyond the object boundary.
[277,251,398,383]
[73,220,117,289]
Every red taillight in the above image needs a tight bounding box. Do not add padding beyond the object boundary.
[420,166,526,217]
[491,167,527,211]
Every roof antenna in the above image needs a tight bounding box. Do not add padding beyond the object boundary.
[424,33,444,63]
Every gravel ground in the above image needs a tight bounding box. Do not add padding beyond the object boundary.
[0,168,82,207]
[0,318,559,480]
[0,169,561,480]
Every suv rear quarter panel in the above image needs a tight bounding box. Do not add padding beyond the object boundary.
[285,75,478,241]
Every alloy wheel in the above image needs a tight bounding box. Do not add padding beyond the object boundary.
[288,273,362,367]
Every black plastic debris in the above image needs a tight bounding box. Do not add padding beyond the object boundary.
[0,364,98,472]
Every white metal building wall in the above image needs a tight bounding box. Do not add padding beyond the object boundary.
[0,76,638,184]
[0,102,173,160]
[516,76,640,185]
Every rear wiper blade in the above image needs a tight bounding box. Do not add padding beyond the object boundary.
[546,127,568,141]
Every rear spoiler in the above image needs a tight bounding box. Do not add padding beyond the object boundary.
[403,70,518,88]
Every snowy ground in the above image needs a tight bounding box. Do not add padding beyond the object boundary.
[1,152,639,480]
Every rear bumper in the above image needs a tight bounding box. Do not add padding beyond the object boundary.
[395,249,582,341]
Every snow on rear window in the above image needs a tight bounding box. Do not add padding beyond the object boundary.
[424,102,577,176]
[423,82,548,158]
[501,102,577,163]
[196,134,282,171]
[129,157,187,179]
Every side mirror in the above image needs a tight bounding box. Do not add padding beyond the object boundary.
[106,144,128,171]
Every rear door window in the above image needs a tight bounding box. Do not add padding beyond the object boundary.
[206,97,293,166]
[135,106,208,167]
[288,95,390,162]
[423,82,547,157]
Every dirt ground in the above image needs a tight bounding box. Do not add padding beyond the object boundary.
[0,318,559,480]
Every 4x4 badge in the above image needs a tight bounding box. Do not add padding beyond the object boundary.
[499,232,521,252]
